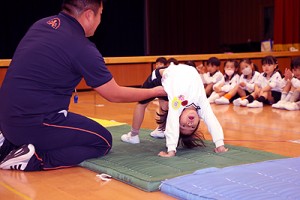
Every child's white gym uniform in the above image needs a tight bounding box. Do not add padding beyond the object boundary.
[239,71,260,93]
[162,63,224,152]
[255,71,282,92]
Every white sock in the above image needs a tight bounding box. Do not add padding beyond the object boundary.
[130,128,139,136]
[285,91,293,101]
[281,92,287,100]
[290,91,300,102]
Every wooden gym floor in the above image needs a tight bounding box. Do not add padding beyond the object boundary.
[1,90,299,200]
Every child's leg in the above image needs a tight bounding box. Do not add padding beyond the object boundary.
[280,82,292,101]
[121,102,150,144]
[131,102,149,136]
[245,88,265,108]
[205,83,214,97]
[232,88,248,106]
[288,86,300,102]
[156,99,168,130]
[265,91,281,104]
[150,99,168,138]
[237,87,247,98]
[245,85,261,103]
[223,85,239,100]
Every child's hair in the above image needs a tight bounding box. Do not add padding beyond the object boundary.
[167,58,179,65]
[207,57,220,67]
[224,59,239,81]
[185,60,196,68]
[155,57,167,66]
[155,109,205,149]
[291,57,300,70]
[239,58,259,71]
[261,55,278,65]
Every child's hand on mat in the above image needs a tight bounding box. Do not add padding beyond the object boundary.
[214,145,228,153]
[158,151,176,157]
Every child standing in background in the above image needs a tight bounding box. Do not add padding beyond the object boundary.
[199,57,224,97]
[209,60,240,104]
[272,57,300,110]
[121,58,178,143]
[246,56,282,108]
[154,57,167,69]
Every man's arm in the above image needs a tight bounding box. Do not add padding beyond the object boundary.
[94,78,166,103]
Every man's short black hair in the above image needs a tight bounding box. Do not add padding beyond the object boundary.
[62,0,102,15]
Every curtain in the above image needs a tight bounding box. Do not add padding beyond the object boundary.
[273,0,300,51]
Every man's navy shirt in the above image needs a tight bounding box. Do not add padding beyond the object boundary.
[0,12,113,125]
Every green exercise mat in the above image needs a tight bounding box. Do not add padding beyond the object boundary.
[80,125,287,192]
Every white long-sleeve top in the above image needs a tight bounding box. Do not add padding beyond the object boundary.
[280,77,300,88]
[201,71,224,85]
[162,63,224,152]
[220,74,240,93]
[239,71,260,93]
[292,77,300,88]
[255,71,282,92]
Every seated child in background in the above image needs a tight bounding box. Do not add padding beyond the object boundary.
[272,57,300,111]
[121,58,178,144]
[185,60,196,68]
[198,57,224,97]
[230,59,261,106]
[209,60,240,104]
[122,62,228,157]
[246,56,283,108]
[154,57,167,69]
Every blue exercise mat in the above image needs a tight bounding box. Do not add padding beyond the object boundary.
[160,157,300,200]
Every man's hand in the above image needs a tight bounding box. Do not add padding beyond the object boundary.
[214,145,228,153]
[158,151,176,157]
[153,86,167,97]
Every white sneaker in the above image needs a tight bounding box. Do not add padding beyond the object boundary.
[0,144,35,171]
[247,100,263,108]
[272,100,286,109]
[284,102,300,111]
[215,96,230,105]
[233,98,242,106]
[150,128,165,138]
[240,99,249,107]
[121,132,140,144]
[0,132,4,147]
[207,93,219,104]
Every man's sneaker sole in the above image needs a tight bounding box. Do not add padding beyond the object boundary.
[0,144,35,170]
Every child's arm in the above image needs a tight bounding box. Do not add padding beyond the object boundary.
[158,97,182,157]
[245,72,260,92]
[197,85,227,152]
[212,74,225,91]
[158,151,176,157]
[214,145,228,153]
[221,74,239,92]
[266,72,282,91]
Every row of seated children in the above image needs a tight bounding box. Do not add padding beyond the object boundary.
[197,56,300,111]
